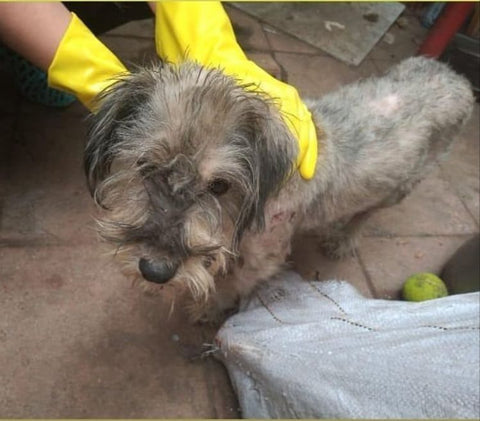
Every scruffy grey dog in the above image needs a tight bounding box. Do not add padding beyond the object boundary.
[85,57,473,322]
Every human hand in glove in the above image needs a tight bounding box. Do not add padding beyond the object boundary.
[47,13,128,112]
[154,1,317,180]
[0,2,317,179]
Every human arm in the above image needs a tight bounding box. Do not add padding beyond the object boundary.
[0,2,127,111]
[0,2,70,70]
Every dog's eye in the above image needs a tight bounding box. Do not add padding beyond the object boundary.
[208,179,230,196]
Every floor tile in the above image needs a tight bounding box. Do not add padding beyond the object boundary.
[226,4,271,52]
[203,358,242,418]
[358,235,473,299]
[364,166,478,238]
[17,96,88,119]
[291,234,374,298]
[0,245,237,418]
[104,18,154,39]
[264,25,322,55]
[99,35,157,67]
[367,13,428,72]
[229,3,321,55]
[232,2,405,67]
[244,51,282,79]
[275,53,378,98]
[1,113,95,244]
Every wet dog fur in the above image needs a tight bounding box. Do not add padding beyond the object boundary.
[85,57,474,321]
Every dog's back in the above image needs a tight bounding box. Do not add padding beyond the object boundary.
[380,57,474,135]
[307,57,474,198]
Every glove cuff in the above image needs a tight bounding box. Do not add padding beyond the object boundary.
[48,13,128,111]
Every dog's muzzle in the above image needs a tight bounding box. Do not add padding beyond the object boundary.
[139,257,178,284]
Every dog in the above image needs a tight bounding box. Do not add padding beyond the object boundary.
[85,57,474,322]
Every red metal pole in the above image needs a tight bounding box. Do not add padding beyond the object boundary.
[418,2,475,58]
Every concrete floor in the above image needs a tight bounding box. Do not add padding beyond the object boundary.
[1,4,479,418]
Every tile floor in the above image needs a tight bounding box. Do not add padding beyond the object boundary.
[0,3,478,418]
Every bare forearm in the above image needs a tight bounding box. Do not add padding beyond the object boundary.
[0,2,71,71]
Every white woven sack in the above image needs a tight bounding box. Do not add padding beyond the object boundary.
[215,271,480,418]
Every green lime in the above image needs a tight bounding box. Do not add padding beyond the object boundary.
[402,273,448,301]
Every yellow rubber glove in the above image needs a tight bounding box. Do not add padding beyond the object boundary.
[155,2,317,180]
[47,13,128,112]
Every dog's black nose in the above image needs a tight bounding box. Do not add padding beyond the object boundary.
[139,258,178,284]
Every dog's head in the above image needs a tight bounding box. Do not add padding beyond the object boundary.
[85,61,296,300]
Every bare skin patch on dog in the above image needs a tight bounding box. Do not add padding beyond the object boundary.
[369,94,401,117]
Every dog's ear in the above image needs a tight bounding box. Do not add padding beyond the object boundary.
[84,66,160,200]
[233,97,297,244]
